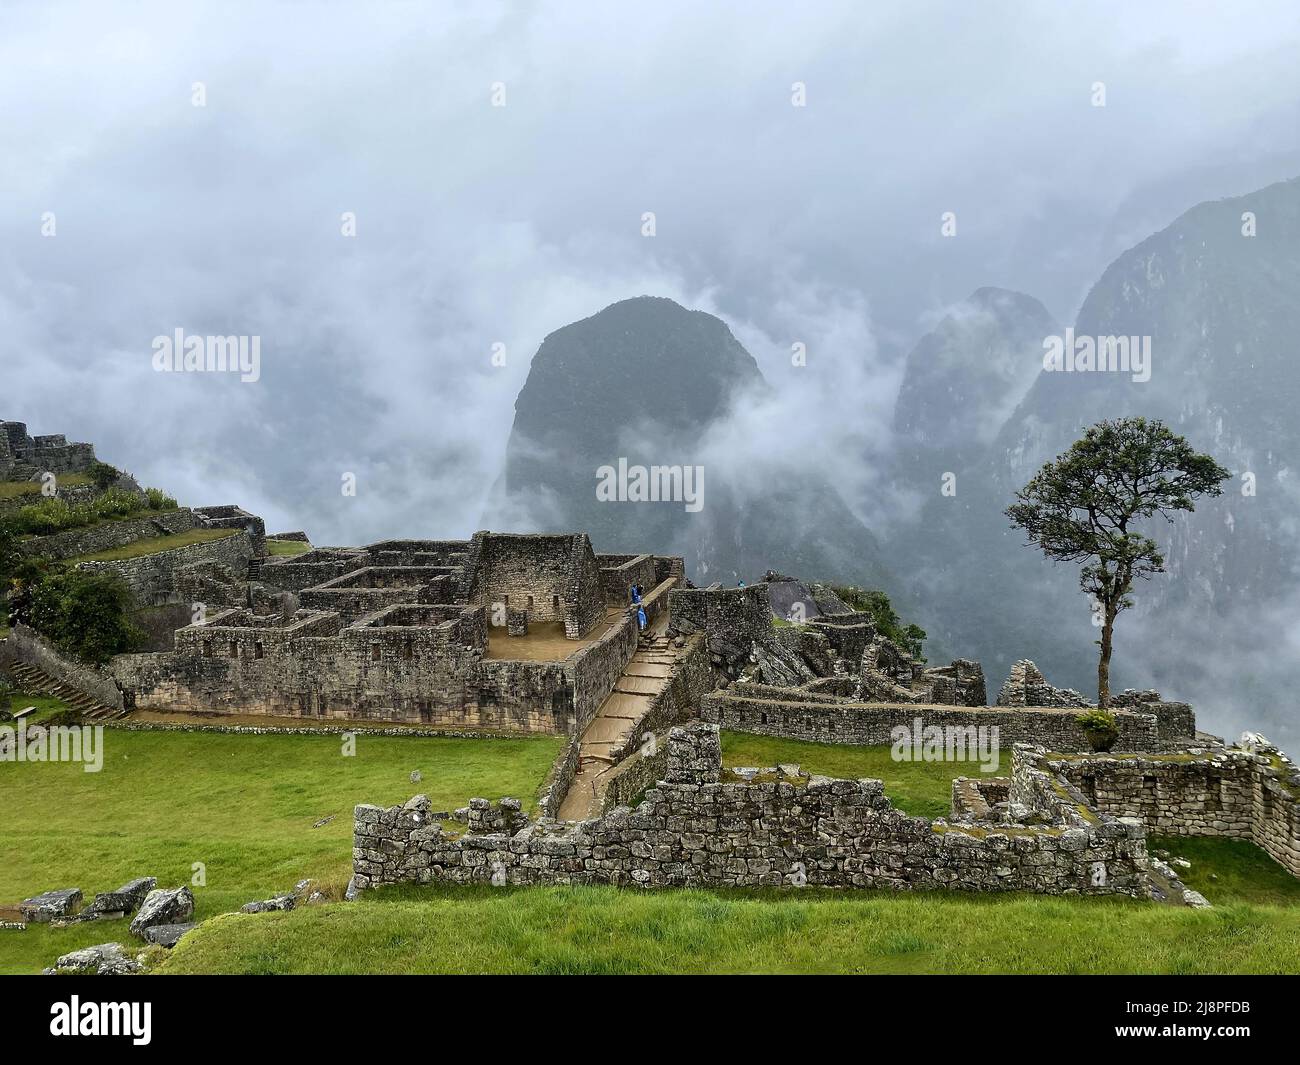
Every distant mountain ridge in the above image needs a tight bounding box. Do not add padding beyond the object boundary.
[496,295,892,589]
[891,176,1300,748]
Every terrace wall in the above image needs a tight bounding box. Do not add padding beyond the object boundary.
[20,509,198,562]
[76,529,253,606]
[700,692,1171,753]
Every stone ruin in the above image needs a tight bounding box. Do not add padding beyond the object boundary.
[996,659,1092,709]
[0,420,97,482]
[353,721,1249,903]
[103,531,686,735]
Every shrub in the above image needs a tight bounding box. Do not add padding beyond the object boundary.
[1076,709,1120,752]
[0,516,22,585]
[88,462,121,490]
[144,487,178,510]
[14,496,78,535]
[14,486,151,535]
[91,487,144,519]
[25,569,142,664]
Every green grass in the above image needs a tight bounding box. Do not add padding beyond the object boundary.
[0,729,562,974]
[5,691,77,726]
[1151,835,1300,908]
[69,527,237,563]
[267,539,312,557]
[6,724,1298,975]
[720,731,1002,820]
[0,474,92,500]
[156,882,1300,975]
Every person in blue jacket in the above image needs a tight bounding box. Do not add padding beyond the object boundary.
[630,584,642,605]
[637,606,647,630]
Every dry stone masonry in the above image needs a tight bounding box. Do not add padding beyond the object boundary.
[353,723,1178,900]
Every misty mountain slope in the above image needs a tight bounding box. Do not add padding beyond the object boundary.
[497,296,892,590]
[895,176,1300,747]
[894,287,1057,451]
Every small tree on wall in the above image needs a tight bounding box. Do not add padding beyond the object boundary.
[1005,417,1230,707]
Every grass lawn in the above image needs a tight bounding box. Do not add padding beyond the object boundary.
[158,879,1300,975]
[5,722,1298,975]
[720,730,1002,820]
[267,539,312,557]
[0,729,562,974]
[69,527,237,563]
[153,731,1300,975]
[0,474,92,500]
[5,691,78,726]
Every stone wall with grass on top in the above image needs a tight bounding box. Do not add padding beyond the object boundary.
[20,509,198,562]
[352,722,1157,898]
[76,529,253,606]
[700,691,1176,752]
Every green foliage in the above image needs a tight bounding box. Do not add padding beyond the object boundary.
[830,585,927,659]
[144,486,178,510]
[24,569,142,664]
[1075,710,1119,750]
[1075,709,1118,732]
[0,516,22,586]
[1006,417,1230,704]
[88,461,121,490]
[12,487,153,535]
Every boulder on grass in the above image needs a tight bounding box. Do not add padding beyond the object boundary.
[55,942,141,976]
[129,886,194,937]
[82,877,157,920]
[141,923,197,948]
[240,894,295,914]
[20,888,82,923]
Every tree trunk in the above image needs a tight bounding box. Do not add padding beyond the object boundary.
[1097,603,1115,708]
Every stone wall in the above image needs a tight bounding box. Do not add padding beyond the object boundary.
[997,659,1092,709]
[469,657,573,733]
[701,691,1171,753]
[599,735,670,814]
[352,723,1153,897]
[598,554,660,605]
[0,624,125,711]
[536,737,583,819]
[299,568,455,624]
[465,532,605,638]
[20,509,198,562]
[668,584,774,675]
[260,548,369,592]
[568,611,639,733]
[193,505,267,561]
[0,421,97,480]
[1047,746,1300,877]
[76,529,253,607]
[112,603,495,723]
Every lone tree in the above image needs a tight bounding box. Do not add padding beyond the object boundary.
[1005,417,1230,707]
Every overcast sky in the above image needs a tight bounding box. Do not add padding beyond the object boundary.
[3,0,1299,543]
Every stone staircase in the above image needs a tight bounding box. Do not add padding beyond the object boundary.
[556,625,680,821]
[7,661,128,721]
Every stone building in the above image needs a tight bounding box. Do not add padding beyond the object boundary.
[109,531,685,734]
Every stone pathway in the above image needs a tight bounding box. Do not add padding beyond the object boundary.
[556,622,679,821]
